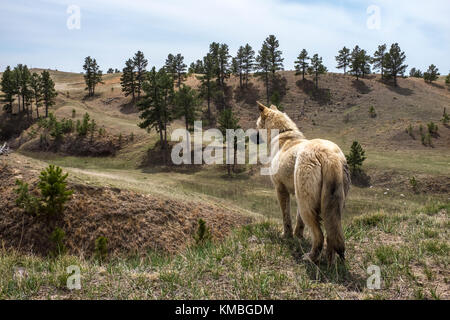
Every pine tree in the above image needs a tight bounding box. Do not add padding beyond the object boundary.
[256,43,271,104]
[346,141,366,174]
[295,49,309,80]
[409,68,423,78]
[15,65,32,118]
[174,85,200,145]
[38,164,73,217]
[218,108,240,176]
[137,67,173,164]
[216,44,231,88]
[174,54,186,88]
[335,47,351,74]
[0,66,16,114]
[165,53,186,88]
[41,70,57,118]
[256,35,284,104]
[188,60,204,74]
[120,58,137,103]
[12,66,22,112]
[29,72,43,118]
[83,56,103,97]
[198,53,217,121]
[107,68,114,74]
[133,51,148,98]
[308,54,327,88]
[165,53,176,79]
[350,46,370,80]
[383,43,407,87]
[242,44,255,88]
[234,46,246,88]
[372,44,387,78]
[208,43,231,110]
[362,51,372,78]
[423,64,440,83]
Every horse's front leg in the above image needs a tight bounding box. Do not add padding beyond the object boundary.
[276,185,292,238]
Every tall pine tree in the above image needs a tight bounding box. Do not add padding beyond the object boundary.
[133,51,148,98]
[120,58,137,103]
[0,66,16,114]
[335,47,351,74]
[383,43,407,87]
[256,35,284,104]
[295,49,309,80]
[308,54,327,88]
[137,67,173,164]
[41,70,57,118]
[83,56,103,97]
[372,44,387,78]
[29,72,43,118]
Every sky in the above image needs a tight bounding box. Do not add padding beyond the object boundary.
[0,0,449,74]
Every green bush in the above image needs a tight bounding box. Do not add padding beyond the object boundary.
[409,176,418,193]
[427,122,438,137]
[95,236,108,261]
[77,113,90,136]
[346,141,367,174]
[15,165,73,218]
[38,165,73,217]
[369,106,377,118]
[441,108,449,126]
[15,180,39,215]
[50,227,67,256]
[406,124,414,139]
[193,218,212,245]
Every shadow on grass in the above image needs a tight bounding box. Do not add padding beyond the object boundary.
[274,231,366,290]
[385,84,414,96]
[234,83,260,106]
[296,79,331,105]
[352,79,372,94]
[119,101,138,114]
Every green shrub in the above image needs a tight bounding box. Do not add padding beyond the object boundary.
[61,118,74,134]
[50,227,67,256]
[95,236,108,261]
[441,108,449,126]
[346,141,367,174]
[77,113,90,136]
[193,218,212,245]
[409,176,418,193]
[15,165,73,219]
[38,165,73,217]
[50,121,63,141]
[406,124,414,139]
[427,122,438,137]
[15,180,39,215]
[72,109,76,118]
[369,106,377,118]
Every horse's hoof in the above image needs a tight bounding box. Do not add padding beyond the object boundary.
[302,253,319,263]
[281,231,293,239]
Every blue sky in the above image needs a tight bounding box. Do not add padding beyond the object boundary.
[0,0,449,74]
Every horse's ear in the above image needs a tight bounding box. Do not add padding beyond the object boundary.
[269,104,278,111]
[257,101,267,113]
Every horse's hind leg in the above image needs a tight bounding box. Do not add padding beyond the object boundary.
[276,185,293,238]
[299,205,323,263]
[294,207,305,239]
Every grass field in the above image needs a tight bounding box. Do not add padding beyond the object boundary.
[1,70,449,300]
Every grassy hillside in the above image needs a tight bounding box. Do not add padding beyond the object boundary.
[0,69,449,300]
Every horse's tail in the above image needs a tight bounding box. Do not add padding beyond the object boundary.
[321,156,350,261]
